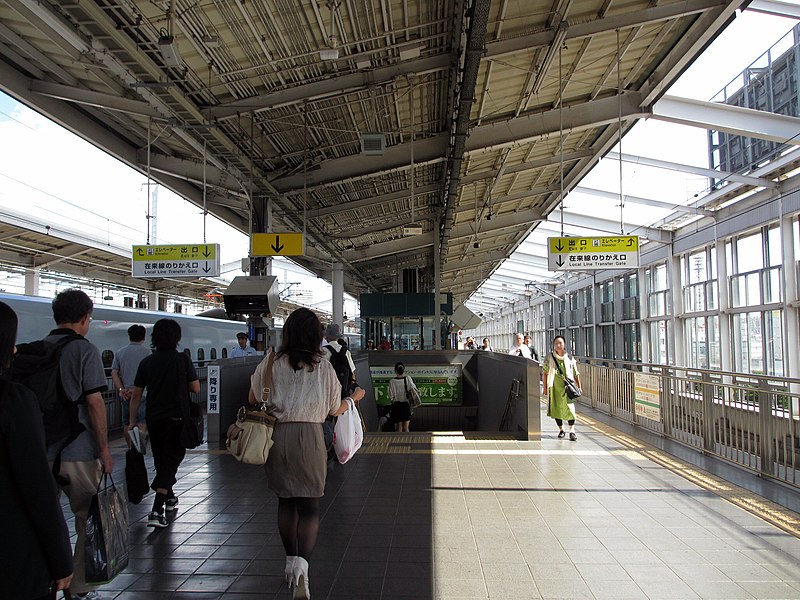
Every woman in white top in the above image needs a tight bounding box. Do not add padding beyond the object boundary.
[248,308,364,600]
[388,361,419,432]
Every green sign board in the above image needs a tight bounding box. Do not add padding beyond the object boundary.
[369,365,462,406]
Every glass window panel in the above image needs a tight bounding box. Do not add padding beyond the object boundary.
[649,320,669,364]
[737,232,764,272]
[623,322,640,361]
[746,272,761,305]
[765,309,784,376]
[763,267,782,304]
[768,225,782,267]
[685,316,707,368]
[688,251,707,284]
[710,246,717,279]
[706,281,717,310]
[726,241,733,275]
[707,316,720,369]
[794,218,799,259]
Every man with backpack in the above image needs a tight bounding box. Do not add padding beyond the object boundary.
[20,289,112,600]
[321,324,357,459]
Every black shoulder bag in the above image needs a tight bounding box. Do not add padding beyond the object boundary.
[551,353,581,400]
[178,354,203,449]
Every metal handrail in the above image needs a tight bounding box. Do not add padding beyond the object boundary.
[574,358,800,488]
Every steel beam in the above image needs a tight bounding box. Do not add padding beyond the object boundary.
[543,211,672,243]
[653,95,800,145]
[460,149,593,185]
[346,233,435,262]
[466,92,648,153]
[483,0,726,59]
[574,186,714,216]
[747,0,800,19]
[309,184,439,218]
[204,54,453,119]
[30,80,161,118]
[605,151,776,188]
[449,210,542,240]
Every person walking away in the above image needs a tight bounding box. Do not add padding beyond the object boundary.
[40,289,112,600]
[542,335,582,441]
[231,331,258,357]
[321,323,357,458]
[507,333,532,358]
[248,308,365,599]
[128,318,199,528]
[389,361,419,433]
[480,338,493,351]
[111,324,150,448]
[0,300,74,600]
[523,334,539,362]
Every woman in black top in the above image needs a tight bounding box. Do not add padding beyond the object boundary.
[129,318,199,528]
[0,300,73,599]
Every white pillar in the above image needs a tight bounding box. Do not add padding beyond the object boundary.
[147,291,159,311]
[780,212,800,412]
[332,263,344,326]
[24,269,40,295]
[639,266,650,365]
[716,242,732,372]
[669,252,686,367]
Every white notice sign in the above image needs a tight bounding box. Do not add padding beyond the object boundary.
[207,364,220,414]
[634,372,661,422]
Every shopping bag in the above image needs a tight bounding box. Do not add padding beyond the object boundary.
[85,475,129,583]
[125,447,149,504]
[333,398,363,464]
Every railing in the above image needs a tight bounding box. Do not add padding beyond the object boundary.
[577,357,800,489]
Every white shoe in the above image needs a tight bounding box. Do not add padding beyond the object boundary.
[284,555,297,584]
[291,556,310,599]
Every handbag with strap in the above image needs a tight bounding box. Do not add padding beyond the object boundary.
[178,354,204,449]
[551,352,582,400]
[226,353,277,465]
[403,376,421,408]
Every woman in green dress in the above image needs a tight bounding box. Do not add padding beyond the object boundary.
[542,335,582,441]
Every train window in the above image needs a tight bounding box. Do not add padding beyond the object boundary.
[197,348,205,362]
[222,348,228,358]
[210,348,217,360]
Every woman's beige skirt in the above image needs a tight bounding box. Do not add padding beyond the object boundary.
[265,422,327,498]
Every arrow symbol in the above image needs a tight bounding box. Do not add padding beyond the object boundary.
[556,256,564,267]
[137,248,145,256]
[203,264,211,273]
[555,240,564,251]
[627,238,634,247]
[203,246,211,257]
[271,235,285,253]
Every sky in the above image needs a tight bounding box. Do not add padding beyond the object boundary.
[0,5,798,316]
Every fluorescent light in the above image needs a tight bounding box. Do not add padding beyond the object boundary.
[319,47,339,60]
[158,35,182,67]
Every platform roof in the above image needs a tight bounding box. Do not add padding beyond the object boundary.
[0,0,747,300]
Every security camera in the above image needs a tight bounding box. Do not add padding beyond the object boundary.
[473,241,481,249]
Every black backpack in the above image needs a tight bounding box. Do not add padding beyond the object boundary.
[11,333,86,479]
[325,344,353,399]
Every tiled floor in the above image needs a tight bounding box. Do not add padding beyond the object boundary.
[67,405,800,599]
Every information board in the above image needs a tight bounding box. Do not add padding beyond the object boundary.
[634,372,661,421]
[369,364,462,406]
[132,244,220,278]
[206,364,220,414]
[548,236,639,270]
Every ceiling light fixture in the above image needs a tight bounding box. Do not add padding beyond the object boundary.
[158,28,182,67]
[320,1,340,61]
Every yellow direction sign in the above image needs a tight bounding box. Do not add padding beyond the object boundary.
[251,233,304,256]
[548,236,639,271]
[131,244,220,278]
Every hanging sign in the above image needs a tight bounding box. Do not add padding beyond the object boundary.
[251,233,304,256]
[547,236,639,270]
[132,244,220,277]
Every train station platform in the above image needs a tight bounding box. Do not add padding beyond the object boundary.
[74,401,800,600]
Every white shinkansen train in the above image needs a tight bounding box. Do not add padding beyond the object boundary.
[1,292,244,371]
[1,292,361,372]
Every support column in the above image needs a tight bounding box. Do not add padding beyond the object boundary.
[638,266,650,364]
[433,218,441,350]
[24,269,40,295]
[147,291,159,311]
[332,263,344,326]
[668,251,686,367]
[716,242,733,372]
[780,212,799,412]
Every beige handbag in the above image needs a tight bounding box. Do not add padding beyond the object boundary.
[226,353,277,465]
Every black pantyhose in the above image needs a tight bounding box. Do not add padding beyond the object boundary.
[277,497,320,559]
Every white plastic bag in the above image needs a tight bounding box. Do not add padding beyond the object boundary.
[333,398,363,464]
